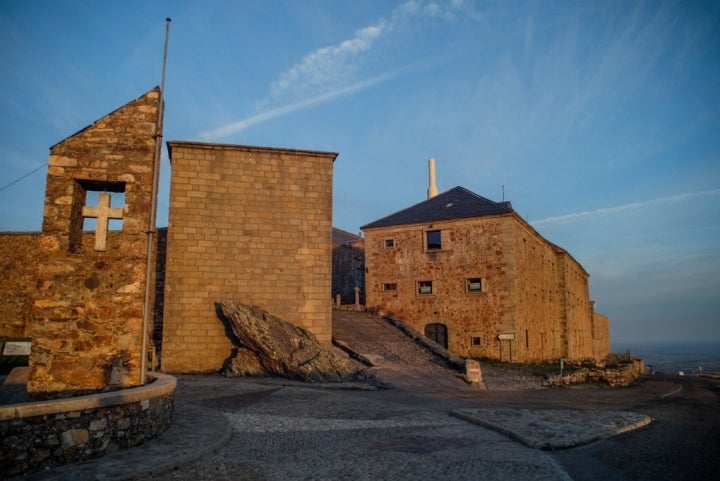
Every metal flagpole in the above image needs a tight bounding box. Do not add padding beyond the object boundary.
[141,17,171,384]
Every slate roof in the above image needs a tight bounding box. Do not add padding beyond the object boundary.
[361,186,514,230]
[332,227,362,245]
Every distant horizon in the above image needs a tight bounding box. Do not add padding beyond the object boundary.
[612,339,720,347]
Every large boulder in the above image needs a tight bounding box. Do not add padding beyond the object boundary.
[216,301,371,383]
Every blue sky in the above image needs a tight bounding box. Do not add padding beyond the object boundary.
[1,0,718,345]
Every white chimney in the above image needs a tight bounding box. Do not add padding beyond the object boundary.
[427,157,439,199]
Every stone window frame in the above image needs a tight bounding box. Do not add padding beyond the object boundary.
[69,179,127,253]
[417,280,434,295]
[384,238,395,249]
[471,336,482,346]
[425,229,442,251]
[382,282,398,291]
[465,277,483,293]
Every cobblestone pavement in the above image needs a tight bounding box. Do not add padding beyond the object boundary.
[452,408,651,449]
[146,378,574,481]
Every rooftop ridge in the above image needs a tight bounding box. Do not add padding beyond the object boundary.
[361,186,513,230]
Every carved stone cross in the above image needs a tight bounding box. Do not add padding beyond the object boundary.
[82,192,124,251]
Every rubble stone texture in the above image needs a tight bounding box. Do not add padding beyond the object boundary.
[27,88,161,398]
[0,233,40,338]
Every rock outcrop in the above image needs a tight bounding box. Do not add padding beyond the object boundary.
[217,301,371,383]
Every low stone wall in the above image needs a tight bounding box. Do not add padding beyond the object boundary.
[0,372,176,478]
[543,358,644,388]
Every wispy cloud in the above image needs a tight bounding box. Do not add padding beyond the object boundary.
[268,23,386,102]
[532,189,720,227]
[200,67,412,140]
[200,0,460,140]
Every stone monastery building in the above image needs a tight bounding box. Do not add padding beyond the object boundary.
[362,160,610,364]
[0,88,609,398]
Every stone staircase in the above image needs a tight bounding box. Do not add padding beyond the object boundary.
[331,311,474,393]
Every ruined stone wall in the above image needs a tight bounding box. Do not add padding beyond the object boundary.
[543,356,643,387]
[29,88,160,398]
[0,233,40,339]
[364,215,517,359]
[161,142,336,373]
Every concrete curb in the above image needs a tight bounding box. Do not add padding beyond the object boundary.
[450,408,652,450]
[0,372,176,421]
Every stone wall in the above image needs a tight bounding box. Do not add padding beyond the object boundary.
[0,233,40,339]
[151,227,168,367]
[364,215,517,360]
[510,220,567,362]
[161,142,336,373]
[28,88,161,398]
[0,372,175,477]
[592,311,610,362]
[557,250,594,361]
[332,241,365,305]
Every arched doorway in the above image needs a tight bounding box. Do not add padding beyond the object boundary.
[425,323,448,349]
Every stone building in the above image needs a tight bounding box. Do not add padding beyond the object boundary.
[331,228,365,306]
[361,167,610,364]
[0,88,337,395]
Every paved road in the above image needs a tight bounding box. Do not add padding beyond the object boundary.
[551,375,720,481]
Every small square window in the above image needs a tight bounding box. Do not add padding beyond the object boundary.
[466,277,483,292]
[426,230,441,250]
[384,238,395,248]
[471,336,481,346]
[383,283,397,291]
[418,280,433,295]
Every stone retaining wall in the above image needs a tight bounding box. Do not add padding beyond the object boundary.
[0,372,175,478]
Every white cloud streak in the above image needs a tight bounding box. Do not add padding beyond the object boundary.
[199,67,410,140]
[532,189,720,227]
[200,0,460,140]
[269,23,386,101]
